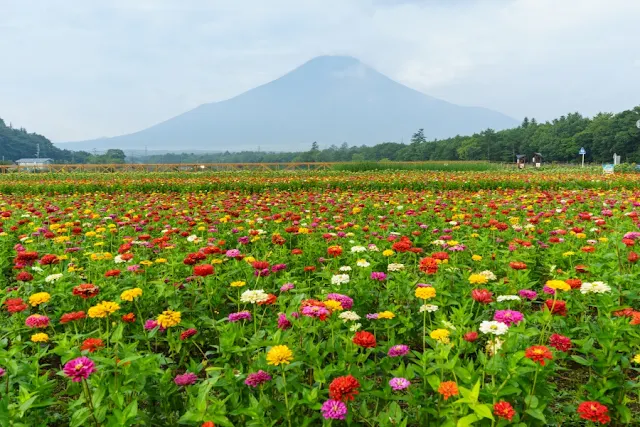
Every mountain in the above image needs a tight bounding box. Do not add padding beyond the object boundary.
[0,118,69,161]
[56,56,518,152]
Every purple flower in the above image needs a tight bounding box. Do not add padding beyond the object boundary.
[301,305,330,319]
[519,289,538,300]
[144,319,165,331]
[127,264,141,272]
[225,249,241,258]
[493,310,524,327]
[543,285,556,295]
[0,367,5,377]
[624,232,640,241]
[389,377,410,391]
[277,313,292,330]
[321,399,348,420]
[245,370,272,387]
[63,356,96,382]
[370,272,387,281]
[254,268,270,277]
[228,311,252,322]
[291,311,300,319]
[271,263,287,273]
[388,345,410,357]
[366,313,379,320]
[326,293,354,309]
[238,236,250,245]
[280,283,295,292]
[174,372,198,386]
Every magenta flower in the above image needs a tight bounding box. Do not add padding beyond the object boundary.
[543,285,556,295]
[327,293,354,309]
[127,264,141,272]
[228,311,252,322]
[389,377,410,391]
[277,313,292,330]
[370,272,387,281]
[244,370,272,387]
[519,289,538,300]
[271,263,287,272]
[301,305,330,319]
[144,319,165,331]
[238,236,250,244]
[174,372,198,386]
[0,367,5,377]
[388,344,410,357]
[366,313,379,320]
[493,310,524,326]
[63,357,96,382]
[321,399,348,420]
[225,249,241,258]
[25,314,50,328]
[280,283,295,292]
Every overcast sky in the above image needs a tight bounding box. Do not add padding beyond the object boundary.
[1,0,639,142]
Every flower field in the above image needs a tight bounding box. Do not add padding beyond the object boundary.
[1,170,640,426]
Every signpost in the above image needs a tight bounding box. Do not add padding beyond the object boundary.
[579,147,586,168]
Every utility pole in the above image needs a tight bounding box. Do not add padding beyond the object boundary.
[36,144,40,159]
[145,146,148,164]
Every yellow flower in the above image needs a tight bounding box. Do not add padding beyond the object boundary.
[211,259,223,264]
[446,240,459,246]
[415,287,436,300]
[382,250,395,257]
[576,233,586,239]
[155,258,168,263]
[598,237,608,243]
[562,251,575,257]
[470,233,479,238]
[377,310,395,319]
[324,300,343,312]
[468,274,488,285]
[120,288,143,302]
[633,354,640,364]
[88,301,120,318]
[157,309,181,328]
[140,260,153,266]
[430,329,450,343]
[230,281,246,287]
[29,292,51,307]
[244,256,256,264]
[31,333,49,343]
[266,345,293,366]
[472,255,482,261]
[545,280,570,291]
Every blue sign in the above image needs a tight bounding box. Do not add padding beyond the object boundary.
[579,147,586,155]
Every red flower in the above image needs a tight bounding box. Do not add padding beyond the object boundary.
[73,284,100,299]
[352,331,376,348]
[577,401,611,424]
[202,422,215,427]
[575,264,589,273]
[391,237,412,253]
[105,269,121,277]
[193,264,214,277]
[180,328,198,341]
[544,299,567,316]
[16,271,33,282]
[121,313,136,323]
[304,266,316,272]
[291,248,303,255]
[565,278,582,290]
[81,338,105,353]
[258,294,277,306]
[60,311,86,324]
[419,257,439,274]
[463,331,478,342]
[271,234,286,245]
[39,254,59,265]
[251,261,270,270]
[431,251,449,261]
[525,345,553,366]
[327,246,343,257]
[4,298,28,314]
[509,261,527,270]
[329,375,361,402]
[471,289,493,304]
[493,401,516,421]
[549,333,572,352]
[628,252,639,263]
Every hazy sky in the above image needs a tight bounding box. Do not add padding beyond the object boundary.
[1,0,639,142]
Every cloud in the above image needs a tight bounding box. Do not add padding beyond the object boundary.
[0,0,638,141]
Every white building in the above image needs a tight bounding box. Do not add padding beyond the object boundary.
[15,158,53,168]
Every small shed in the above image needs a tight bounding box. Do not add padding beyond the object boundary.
[532,153,543,168]
[516,154,526,169]
[15,158,53,169]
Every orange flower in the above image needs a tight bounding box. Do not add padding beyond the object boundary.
[438,381,459,400]
[525,345,553,366]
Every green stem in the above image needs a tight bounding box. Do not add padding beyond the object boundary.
[281,366,292,427]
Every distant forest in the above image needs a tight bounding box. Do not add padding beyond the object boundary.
[136,105,640,164]
[2,105,639,164]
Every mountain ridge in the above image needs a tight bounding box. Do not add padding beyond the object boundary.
[55,55,518,152]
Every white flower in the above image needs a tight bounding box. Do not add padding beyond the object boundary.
[486,338,504,356]
[114,255,130,264]
[580,281,611,294]
[387,263,405,272]
[431,240,446,246]
[496,295,521,302]
[161,229,169,234]
[524,224,535,229]
[449,221,458,225]
[339,266,352,272]
[331,274,350,285]
[590,227,599,232]
[441,320,457,330]
[349,323,362,332]
[32,266,44,273]
[339,311,361,322]
[45,273,63,283]
[356,259,370,268]
[479,270,497,281]
[367,244,379,252]
[257,229,266,235]
[479,321,509,335]
[20,236,29,242]
[350,246,366,253]
[186,234,199,242]
[240,289,269,304]
[419,304,439,313]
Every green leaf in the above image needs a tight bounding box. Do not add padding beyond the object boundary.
[427,375,441,392]
[524,395,538,409]
[469,380,480,403]
[471,404,494,420]
[525,408,547,423]
[457,414,479,427]
[571,355,593,366]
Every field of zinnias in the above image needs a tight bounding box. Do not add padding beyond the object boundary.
[1,171,640,426]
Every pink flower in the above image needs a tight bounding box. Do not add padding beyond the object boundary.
[326,293,354,309]
[25,314,50,328]
[388,345,410,357]
[174,372,198,386]
[280,283,295,292]
[321,399,348,420]
[63,357,96,382]
[389,377,411,391]
[493,310,524,327]
[277,313,292,330]
[245,370,272,387]
[370,272,387,281]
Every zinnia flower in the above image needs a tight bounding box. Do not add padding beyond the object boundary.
[525,345,553,366]
[389,377,410,391]
[388,345,410,357]
[266,345,293,366]
[120,288,143,301]
[245,370,272,387]
[577,401,610,424]
[352,331,376,348]
[180,328,198,340]
[228,311,252,322]
[479,321,509,335]
[81,338,105,353]
[157,309,181,328]
[63,356,96,382]
[430,329,451,343]
[73,284,100,299]
[31,333,49,343]
[549,333,572,352]
[438,381,459,400]
[60,311,86,324]
[493,310,524,326]
[468,274,488,285]
[174,372,198,386]
[329,375,360,401]
[493,401,516,421]
[25,314,50,328]
[28,292,50,307]
[321,399,348,420]
[415,286,436,300]
[545,280,570,291]
[194,264,214,277]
